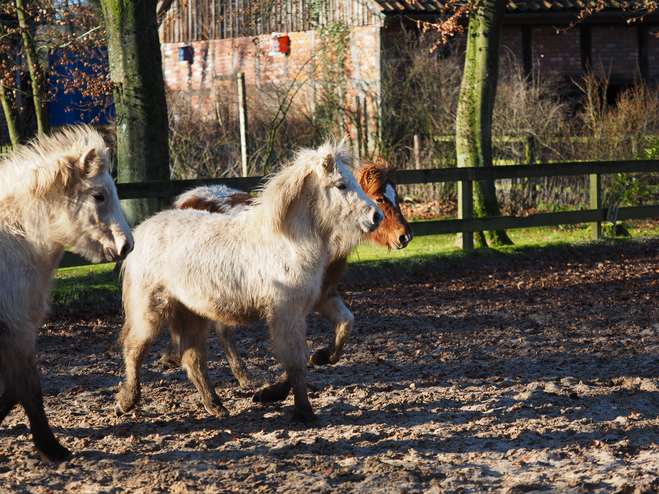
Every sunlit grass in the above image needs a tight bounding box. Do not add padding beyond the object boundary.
[348,219,659,264]
[52,263,120,309]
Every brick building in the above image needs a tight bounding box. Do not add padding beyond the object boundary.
[158,0,659,152]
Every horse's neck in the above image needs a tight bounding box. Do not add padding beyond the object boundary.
[1,194,65,265]
[287,191,333,245]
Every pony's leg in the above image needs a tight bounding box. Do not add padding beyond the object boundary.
[0,326,70,462]
[115,301,166,416]
[176,311,228,418]
[213,322,252,387]
[19,356,71,462]
[310,293,354,366]
[159,334,182,369]
[255,315,318,426]
[252,371,291,403]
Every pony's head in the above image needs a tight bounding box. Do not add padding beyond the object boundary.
[355,158,413,249]
[253,141,383,241]
[3,126,134,263]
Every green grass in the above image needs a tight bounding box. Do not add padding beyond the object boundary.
[348,219,659,264]
[52,219,659,310]
[52,263,121,311]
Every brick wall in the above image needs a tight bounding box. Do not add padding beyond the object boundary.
[591,25,638,80]
[161,26,382,153]
[648,25,659,80]
[499,23,656,84]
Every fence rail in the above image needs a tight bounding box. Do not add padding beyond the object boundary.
[59,159,659,268]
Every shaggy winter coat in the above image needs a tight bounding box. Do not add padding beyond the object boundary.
[0,126,133,462]
[116,142,382,424]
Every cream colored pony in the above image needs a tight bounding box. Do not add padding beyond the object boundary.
[0,126,133,462]
[163,158,413,386]
[116,142,382,425]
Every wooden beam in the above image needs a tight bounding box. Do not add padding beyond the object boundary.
[409,204,659,237]
[457,180,474,250]
[395,159,659,184]
[590,173,601,240]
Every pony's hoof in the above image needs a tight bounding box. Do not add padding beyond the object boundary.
[203,402,230,418]
[159,354,182,369]
[37,443,71,463]
[114,403,126,416]
[253,382,291,403]
[235,373,253,388]
[309,348,332,366]
[292,408,320,427]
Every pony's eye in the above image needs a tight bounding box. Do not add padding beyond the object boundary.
[93,193,106,203]
[336,183,347,190]
[376,198,384,203]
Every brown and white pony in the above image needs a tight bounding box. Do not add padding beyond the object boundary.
[0,126,133,462]
[163,157,413,387]
[116,142,382,425]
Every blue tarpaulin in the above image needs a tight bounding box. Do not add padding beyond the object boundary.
[49,50,114,127]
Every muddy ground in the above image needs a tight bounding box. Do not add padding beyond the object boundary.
[1,237,659,493]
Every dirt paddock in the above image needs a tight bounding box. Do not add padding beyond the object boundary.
[1,238,659,493]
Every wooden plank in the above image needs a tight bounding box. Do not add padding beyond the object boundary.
[395,160,659,184]
[409,204,659,237]
[590,173,601,240]
[457,179,473,250]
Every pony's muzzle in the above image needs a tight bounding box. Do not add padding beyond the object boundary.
[396,232,413,249]
[365,207,383,233]
[119,239,134,259]
[109,235,134,261]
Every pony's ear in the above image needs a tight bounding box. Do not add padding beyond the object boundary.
[80,148,104,178]
[322,153,336,174]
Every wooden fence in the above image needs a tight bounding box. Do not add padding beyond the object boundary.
[59,159,659,267]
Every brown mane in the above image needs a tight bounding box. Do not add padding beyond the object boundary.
[177,193,253,213]
[354,157,397,196]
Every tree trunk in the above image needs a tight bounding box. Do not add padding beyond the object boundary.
[0,39,24,147]
[0,83,23,148]
[16,0,49,135]
[100,0,170,226]
[455,0,513,247]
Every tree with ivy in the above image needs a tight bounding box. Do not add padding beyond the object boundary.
[99,0,169,226]
[454,0,513,247]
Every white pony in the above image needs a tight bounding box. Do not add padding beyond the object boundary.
[116,142,382,425]
[164,159,413,386]
[0,126,133,462]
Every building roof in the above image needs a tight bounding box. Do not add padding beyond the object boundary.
[371,0,652,14]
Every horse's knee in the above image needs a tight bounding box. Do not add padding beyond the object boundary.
[214,324,252,386]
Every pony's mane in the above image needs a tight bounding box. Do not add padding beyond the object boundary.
[249,141,356,234]
[355,157,397,198]
[0,125,110,198]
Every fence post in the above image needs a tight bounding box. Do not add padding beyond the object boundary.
[458,180,474,250]
[590,173,601,240]
[525,135,536,164]
[237,72,249,177]
[414,134,422,170]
